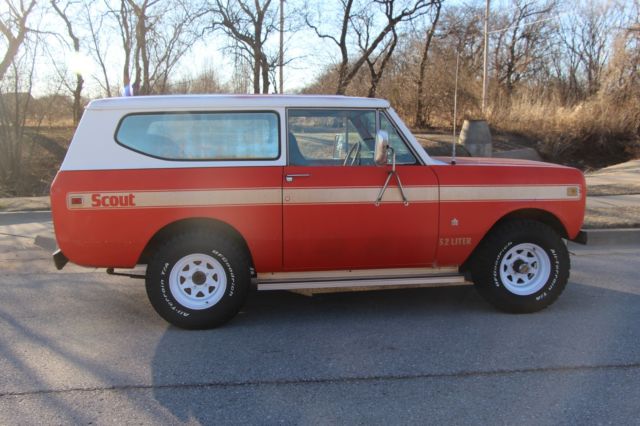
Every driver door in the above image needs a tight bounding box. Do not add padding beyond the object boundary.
[282,108,439,271]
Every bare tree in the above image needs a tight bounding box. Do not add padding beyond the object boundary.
[108,0,205,95]
[229,42,253,93]
[0,36,38,193]
[50,0,85,124]
[601,1,640,101]
[0,0,38,194]
[307,0,437,95]
[115,0,135,93]
[548,25,582,103]
[414,0,441,127]
[84,1,113,97]
[492,0,556,94]
[441,5,484,70]
[171,64,226,93]
[561,1,621,96]
[353,5,403,97]
[206,0,279,94]
[0,0,37,81]
[363,27,397,97]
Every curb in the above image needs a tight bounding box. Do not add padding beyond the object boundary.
[581,228,640,247]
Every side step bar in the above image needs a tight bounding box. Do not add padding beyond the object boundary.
[257,267,471,293]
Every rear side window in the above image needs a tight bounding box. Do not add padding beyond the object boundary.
[115,111,280,160]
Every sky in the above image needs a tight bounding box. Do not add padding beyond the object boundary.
[12,0,628,98]
[30,0,347,97]
[26,0,463,97]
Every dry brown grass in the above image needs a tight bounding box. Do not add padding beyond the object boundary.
[587,184,640,196]
[0,196,50,212]
[584,206,640,229]
[489,93,640,170]
[0,126,75,197]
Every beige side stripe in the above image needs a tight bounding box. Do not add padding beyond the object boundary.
[67,184,581,210]
[283,186,438,205]
[67,188,282,210]
[441,185,581,202]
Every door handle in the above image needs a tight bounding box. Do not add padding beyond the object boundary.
[285,173,311,182]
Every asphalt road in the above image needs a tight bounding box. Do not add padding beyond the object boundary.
[1,212,639,425]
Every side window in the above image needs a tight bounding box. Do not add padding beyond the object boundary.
[288,109,376,166]
[116,112,279,160]
[380,113,417,165]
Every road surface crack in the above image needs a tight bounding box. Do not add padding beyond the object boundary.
[1,362,640,398]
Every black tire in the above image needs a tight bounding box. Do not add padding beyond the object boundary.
[471,219,570,313]
[145,231,250,329]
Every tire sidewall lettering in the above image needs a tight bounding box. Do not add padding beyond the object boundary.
[210,249,236,297]
[159,262,190,317]
[545,248,560,295]
[492,241,513,289]
[532,245,559,301]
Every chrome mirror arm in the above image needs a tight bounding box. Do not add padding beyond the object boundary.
[375,147,409,207]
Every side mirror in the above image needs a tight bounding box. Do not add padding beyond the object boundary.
[374,130,389,166]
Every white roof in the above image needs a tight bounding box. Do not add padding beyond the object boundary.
[88,94,390,111]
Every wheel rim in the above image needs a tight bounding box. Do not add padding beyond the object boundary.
[499,243,551,296]
[169,253,227,310]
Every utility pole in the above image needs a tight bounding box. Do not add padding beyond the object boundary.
[482,0,490,115]
[279,0,284,94]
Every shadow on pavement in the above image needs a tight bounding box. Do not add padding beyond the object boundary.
[148,281,640,423]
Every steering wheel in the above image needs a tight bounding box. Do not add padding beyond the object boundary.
[343,142,361,166]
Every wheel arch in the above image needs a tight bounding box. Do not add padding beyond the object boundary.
[461,208,568,272]
[138,217,254,271]
[493,208,568,239]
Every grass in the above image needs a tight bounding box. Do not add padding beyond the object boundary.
[0,196,50,212]
[584,206,640,229]
[0,126,74,197]
[489,93,640,170]
[587,184,640,196]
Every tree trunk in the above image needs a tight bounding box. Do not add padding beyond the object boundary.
[261,53,270,93]
[367,73,380,98]
[336,63,349,95]
[50,0,85,124]
[367,30,399,98]
[253,47,261,93]
[121,1,132,92]
[0,1,36,81]
[415,3,441,128]
[73,75,84,124]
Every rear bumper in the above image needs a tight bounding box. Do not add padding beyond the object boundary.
[570,230,588,245]
[53,249,69,270]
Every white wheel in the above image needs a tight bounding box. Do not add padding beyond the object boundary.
[498,243,551,296]
[169,253,228,310]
